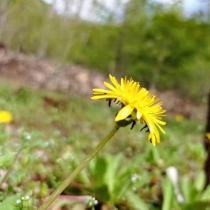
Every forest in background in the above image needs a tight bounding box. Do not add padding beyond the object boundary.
[1,1,210,210]
[0,0,210,100]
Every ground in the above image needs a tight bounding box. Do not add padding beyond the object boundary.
[0,48,208,210]
[0,48,203,119]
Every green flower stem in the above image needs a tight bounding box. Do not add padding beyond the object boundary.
[39,124,120,210]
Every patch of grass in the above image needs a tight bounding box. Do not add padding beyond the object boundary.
[0,84,207,209]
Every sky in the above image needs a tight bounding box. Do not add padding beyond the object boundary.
[43,0,207,20]
[183,0,206,14]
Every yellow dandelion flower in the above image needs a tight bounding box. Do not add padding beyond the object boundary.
[175,114,184,122]
[206,132,210,140]
[91,74,166,145]
[0,110,13,124]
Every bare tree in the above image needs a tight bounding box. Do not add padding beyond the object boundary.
[37,0,58,57]
[0,0,11,40]
[204,92,210,189]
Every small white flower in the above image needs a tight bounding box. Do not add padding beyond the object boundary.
[166,166,178,184]
[24,132,32,140]
[25,195,30,200]
[16,199,21,204]
[87,196,98,207]
[131,173,139,183]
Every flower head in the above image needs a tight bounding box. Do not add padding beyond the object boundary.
[0,110,13,124]
[91,74,166,145]
[175,114,184,122]
[206,132,210,140]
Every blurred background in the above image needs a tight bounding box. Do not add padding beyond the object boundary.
[0,0,210,209]
[0,0,210,100]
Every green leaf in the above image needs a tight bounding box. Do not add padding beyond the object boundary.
[0,153,14,168]
[91,156,107,187]
[201,186,210,201]
[180,176,198,203]
[182,201,210,210]
[195,172,205,192]
[0,195,19,210]
[105,155,122,196]
[126,192,149,210]
[162,178,174,210]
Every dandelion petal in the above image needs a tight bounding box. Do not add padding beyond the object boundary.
[115,105,134,122]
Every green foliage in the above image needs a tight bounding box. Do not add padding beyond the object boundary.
[0,0,210,99]
[0,195,19,210]
[0,84,207,209]
[162,178,174,210]
[89,155,134,203]
[0,195,33,210]
[160,172,210,210]
[0,1,209,207]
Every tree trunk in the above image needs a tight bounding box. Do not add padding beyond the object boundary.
[204,92,210,189]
